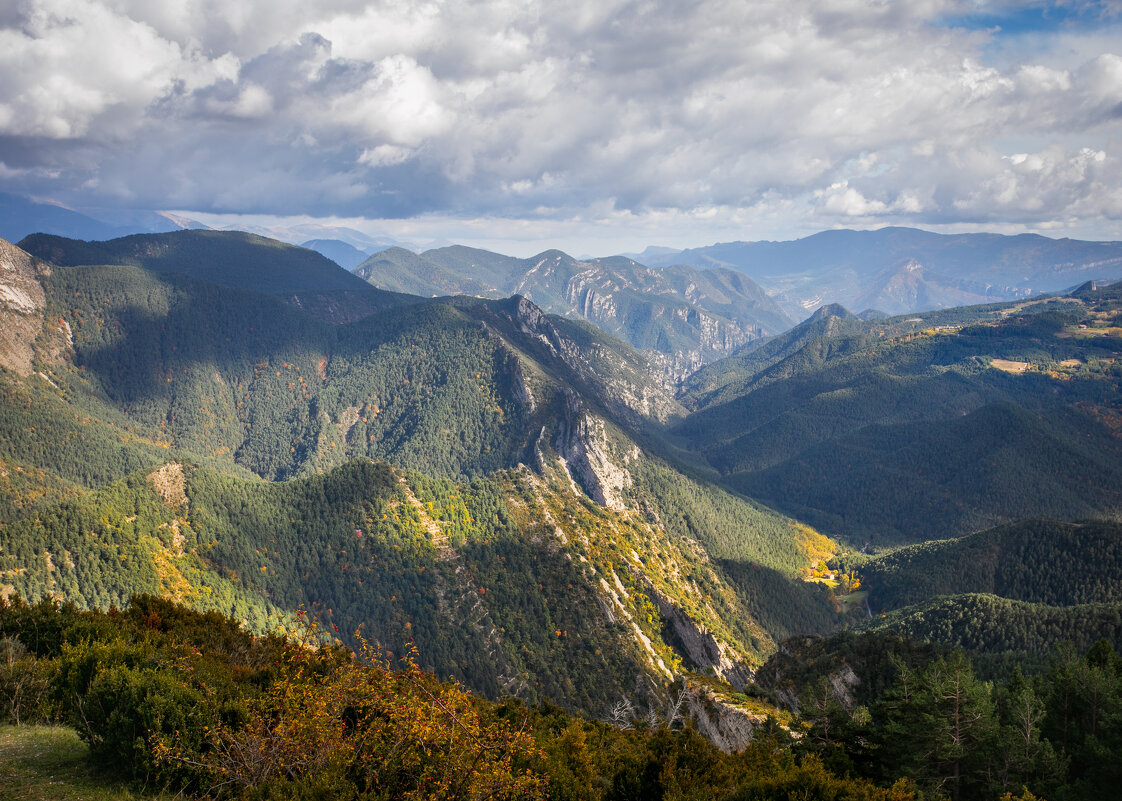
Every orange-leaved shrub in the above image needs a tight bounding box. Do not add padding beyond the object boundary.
[156,615,546,800]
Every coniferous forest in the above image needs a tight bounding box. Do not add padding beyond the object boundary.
[1,229,1121,800]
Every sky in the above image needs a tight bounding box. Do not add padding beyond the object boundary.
[1,0,1121,256]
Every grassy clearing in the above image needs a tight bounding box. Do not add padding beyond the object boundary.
[990,358,1030,374]
[1059,325,1122,339]
[0,725,168,801]
[835,590,868,614]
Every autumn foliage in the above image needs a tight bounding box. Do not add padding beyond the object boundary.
[155,616,545,800]
[1,597,927,800]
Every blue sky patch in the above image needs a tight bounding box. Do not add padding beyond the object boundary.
[938,2,1116,35]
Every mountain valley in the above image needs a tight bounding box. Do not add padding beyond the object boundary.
[5,228,1122,672]
[1,228,1121,800]
[0,231,841,705]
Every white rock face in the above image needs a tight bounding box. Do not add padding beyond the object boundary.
[552,392,633,511]
[685,689,766,754]
[0,284,38,315]
[0,238,48,376]
[147,463,188,510]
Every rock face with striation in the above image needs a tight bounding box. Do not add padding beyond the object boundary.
[647,585,753,691]
[0,238,48,376]
[552,391,636,511]
[685,689,768,753]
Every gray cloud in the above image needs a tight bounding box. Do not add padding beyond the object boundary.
[1,0,1121,243]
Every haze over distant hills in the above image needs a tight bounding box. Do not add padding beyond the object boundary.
[300,238,373,269]
[0,192,204,243]
[236,223,416,255]
[0,191,417,258]
[630,227,1122,319]
[8,181,1119,330]
[354,245,793,380]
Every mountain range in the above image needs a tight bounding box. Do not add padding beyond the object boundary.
[300,238,375,269]
[0,191,417,258]
[1,225,1121,777]
[0,192,201,243]
[674,288,1122,544]
[0,230,847,727]
[354,245,793,380]
[631,227,1122,318]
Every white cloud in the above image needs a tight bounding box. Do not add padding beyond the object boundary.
[0,0,1120,244]
[332,55,454,146]
[0,0,187,138]
[939,144,1121,221]
[820,182,889,216]
[204,83,273,118]
[358,144,413,167]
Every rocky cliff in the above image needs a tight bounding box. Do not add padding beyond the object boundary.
[0,238,48,376]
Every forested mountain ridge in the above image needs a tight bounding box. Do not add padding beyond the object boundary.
[859,518,1122,612]
[0,234,842,722]
[1,233,697,511]
[0,449,836,718]
[860,594,1122,657]
[355,244,793,380]
[30,257,684,485]
[834,518,1122,663]
[451,295,685,426]
[681,303,866,407]
[1,239,208,520]
[5,226,1122,758]
[355,245,506,297]
[7,226,1122,801]
[19,230,415,324]
[673,288,1122,544]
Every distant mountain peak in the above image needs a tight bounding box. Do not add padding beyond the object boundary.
[353,244,792,380]
[300,238,372,270]
[809,303,855,321]
[155,211,210,231]
[0,192,121,243]
[634,226,1122,319]
[373,245,416,257]
[529,249,573,265]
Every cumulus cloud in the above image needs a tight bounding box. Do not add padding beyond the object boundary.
[0,0,1120,242]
